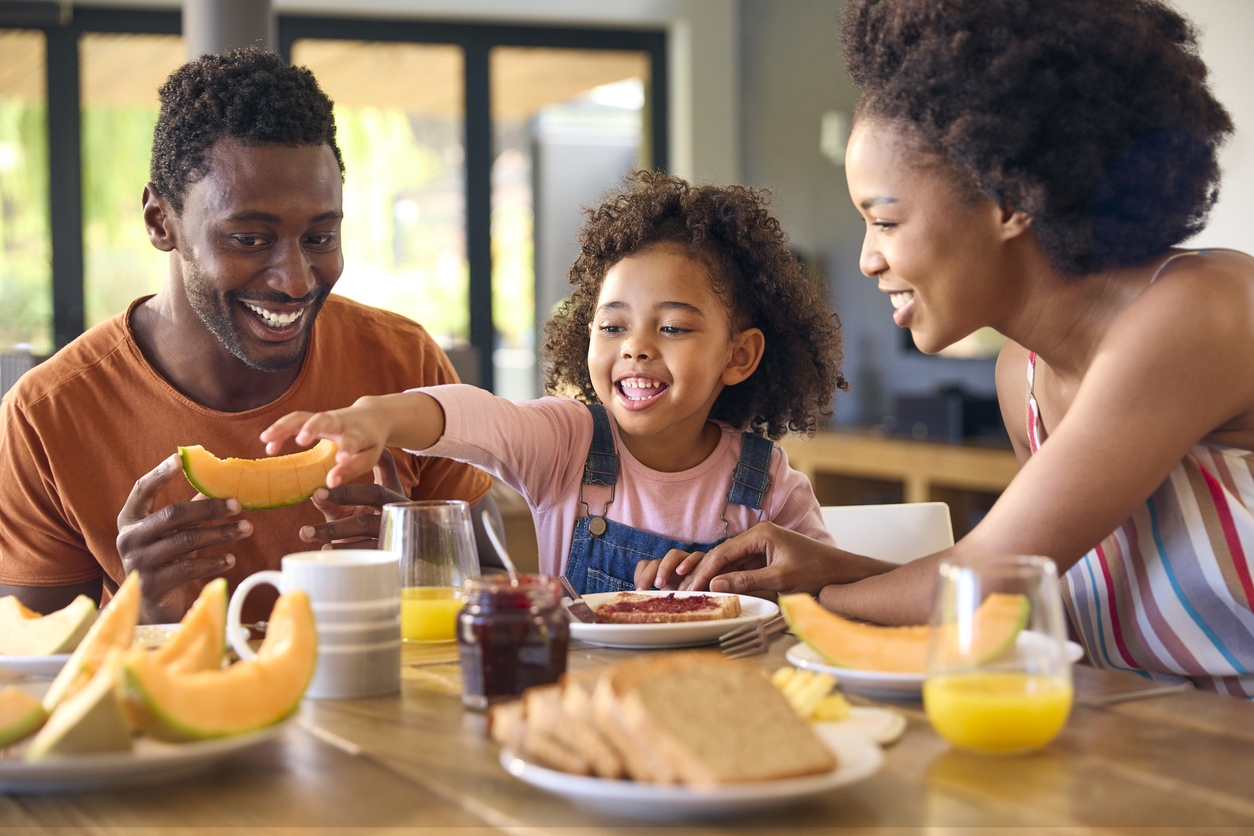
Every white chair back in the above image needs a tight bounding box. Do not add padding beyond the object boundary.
[820,502,954,564]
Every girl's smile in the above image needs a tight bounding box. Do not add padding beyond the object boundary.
[587,244,762,472]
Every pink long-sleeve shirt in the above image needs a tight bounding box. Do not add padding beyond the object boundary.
[413,385,834,576]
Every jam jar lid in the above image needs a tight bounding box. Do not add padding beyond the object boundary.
[462,574,562,610]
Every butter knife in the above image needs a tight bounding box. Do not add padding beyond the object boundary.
[558,575,599,623]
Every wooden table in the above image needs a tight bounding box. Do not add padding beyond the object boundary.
[2,637,1252,832]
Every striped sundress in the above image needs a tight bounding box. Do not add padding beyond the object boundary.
[1026,251,1254,698]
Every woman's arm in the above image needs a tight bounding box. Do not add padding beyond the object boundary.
[694,259,1254,624]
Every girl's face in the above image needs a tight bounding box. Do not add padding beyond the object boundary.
[587,245,762,446]
[845,119,1027,353]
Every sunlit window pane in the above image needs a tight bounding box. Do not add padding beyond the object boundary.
[490,48,650,400]
[80,32,185,329]
[0,29,51,356]
[292,40,468,347]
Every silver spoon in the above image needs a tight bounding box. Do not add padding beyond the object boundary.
[481,510,520,586]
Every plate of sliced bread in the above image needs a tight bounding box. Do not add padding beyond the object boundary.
[566,591,777,649]
[489,650,883,819]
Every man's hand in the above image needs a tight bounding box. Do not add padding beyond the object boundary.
[298,448,407,549]
[116,454,246,624]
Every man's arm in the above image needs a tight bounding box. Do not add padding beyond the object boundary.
[0,578,103,614]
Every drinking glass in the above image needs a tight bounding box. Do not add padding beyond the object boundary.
[923,554,1073,754]
[380,500,481,643]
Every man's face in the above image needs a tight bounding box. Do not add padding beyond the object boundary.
[172,140,344,371]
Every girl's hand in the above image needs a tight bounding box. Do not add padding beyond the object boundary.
[635,548,709,590]
[260,398,390,488]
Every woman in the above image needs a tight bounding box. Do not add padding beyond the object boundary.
[660,0,1254,697]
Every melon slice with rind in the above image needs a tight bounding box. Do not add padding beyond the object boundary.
[26,649,132,760]
[118,590,317,742]
[0,594,97,656]
[780,592,1029,673]
[152,577,228,674]
[43,572,140,713]
[0,687,47,748]
[179,439,338,510]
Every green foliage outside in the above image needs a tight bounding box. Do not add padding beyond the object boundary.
[0,99,52,355]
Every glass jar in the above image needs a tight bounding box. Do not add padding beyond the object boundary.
[457,574,570,710]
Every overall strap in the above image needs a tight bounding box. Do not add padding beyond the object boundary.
[726,432,774,511]
[582,403,620,487]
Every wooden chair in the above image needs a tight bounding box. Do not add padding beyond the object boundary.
[820,502,954,564]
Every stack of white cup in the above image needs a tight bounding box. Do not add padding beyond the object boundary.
[227,550,402,699]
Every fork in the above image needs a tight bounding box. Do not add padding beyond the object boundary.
[719,615,788,658]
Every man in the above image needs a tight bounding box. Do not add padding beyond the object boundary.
[0,48,498,624]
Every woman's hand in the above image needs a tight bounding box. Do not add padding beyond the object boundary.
[682,522,894,595]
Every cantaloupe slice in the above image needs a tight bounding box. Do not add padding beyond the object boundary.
[152,578,228,674]
[0,595,97,656]
[26,649,132,760]
[0,687,47,748]
[780,592,1029,673]
[118,590,317,742]
[179,439,339,510]
[43,572,141,713]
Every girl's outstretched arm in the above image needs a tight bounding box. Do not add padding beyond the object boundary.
[261,392,447,488]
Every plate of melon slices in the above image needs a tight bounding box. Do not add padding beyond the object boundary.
[0,625,180,681]
[786,635,1085,700]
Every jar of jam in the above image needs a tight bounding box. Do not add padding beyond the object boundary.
[457,574,570,710]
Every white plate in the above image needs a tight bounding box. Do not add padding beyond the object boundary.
[567,592,779,649]
[0,719,290,794]
[786,633,1086,699]
[500,723,882,819]
[0,624,182,681]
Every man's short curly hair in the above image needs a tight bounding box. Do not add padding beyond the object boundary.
[150,47,344,212]
[841,0,1234,276]
[542,171,847,440]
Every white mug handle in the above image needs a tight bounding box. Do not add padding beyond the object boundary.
[227,570,284,661]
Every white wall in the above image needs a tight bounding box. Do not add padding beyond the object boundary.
[73,0,741,185]
[1175,0,1254,252]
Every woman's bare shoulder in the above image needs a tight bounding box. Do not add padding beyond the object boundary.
[994,340,1033,464]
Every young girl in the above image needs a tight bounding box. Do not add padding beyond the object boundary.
[680,0,1254,698]
[262,172,847,594]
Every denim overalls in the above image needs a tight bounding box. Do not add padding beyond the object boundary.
[564,403,776,595]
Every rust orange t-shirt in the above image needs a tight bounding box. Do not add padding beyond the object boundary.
[0,294,492,617]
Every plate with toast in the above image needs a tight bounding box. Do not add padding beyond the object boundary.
[492,651,883,819]
[565,591,778,649]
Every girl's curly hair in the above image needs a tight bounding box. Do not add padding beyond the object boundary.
[841,0,1233,276]
[542,171,847,440]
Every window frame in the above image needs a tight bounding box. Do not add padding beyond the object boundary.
[1,4,669,391]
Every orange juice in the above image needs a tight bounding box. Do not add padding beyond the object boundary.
[401,587,464,643]
[924,672,1073,753]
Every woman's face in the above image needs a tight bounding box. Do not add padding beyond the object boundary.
[845,119,1023,353]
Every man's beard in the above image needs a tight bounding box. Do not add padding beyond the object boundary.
[184,264,330,372]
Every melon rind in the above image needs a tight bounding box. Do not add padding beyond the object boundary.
[0,594,97,656]
[42,572,141,713]
[118,591,317,742]
[0,688,47,748]
[179,439,338,510]
[780,592,1029,673]
[26,650,132,760]
[152,577,228,674]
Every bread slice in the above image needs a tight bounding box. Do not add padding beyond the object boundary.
[593,651,836,786]
[591,592,742,624]
[488,689,592,775]
[558,670,627,779]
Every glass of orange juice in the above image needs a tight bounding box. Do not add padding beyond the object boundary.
[923,554,1073,755]
[380,500,481,643]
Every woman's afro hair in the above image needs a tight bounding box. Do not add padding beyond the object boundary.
[542,171,847,440]
[150,47,343,212]
[841,0,1234,275]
